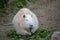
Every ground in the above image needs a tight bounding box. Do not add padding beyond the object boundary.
[0,0,60,40]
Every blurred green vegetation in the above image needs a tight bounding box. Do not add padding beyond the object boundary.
[14,0,30,8]
[7,25,54,40]
[0,0,30,16]
[0,0,9,9]
[0,0,30,9]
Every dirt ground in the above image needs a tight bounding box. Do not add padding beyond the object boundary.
[0,0,60,40]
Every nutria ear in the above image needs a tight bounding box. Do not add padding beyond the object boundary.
[23,15,25,18]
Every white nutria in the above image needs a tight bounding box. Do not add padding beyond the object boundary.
[12,8,39,35]
[51,31,60,40]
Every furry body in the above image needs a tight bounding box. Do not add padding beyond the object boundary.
[12,8,39,35]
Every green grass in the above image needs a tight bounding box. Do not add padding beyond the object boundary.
[7,26,54,40]
[12,0,30,8]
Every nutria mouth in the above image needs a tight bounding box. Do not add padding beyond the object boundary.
[25,25,33,35]
[29,25,33,33]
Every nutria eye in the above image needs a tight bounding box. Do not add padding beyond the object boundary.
[23,15,25,18]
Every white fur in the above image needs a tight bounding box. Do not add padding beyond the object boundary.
[12,8,39,35]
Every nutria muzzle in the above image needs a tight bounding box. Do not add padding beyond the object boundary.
[25,25,33,35]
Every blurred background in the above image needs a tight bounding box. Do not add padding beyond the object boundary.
[0,0,60,40]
